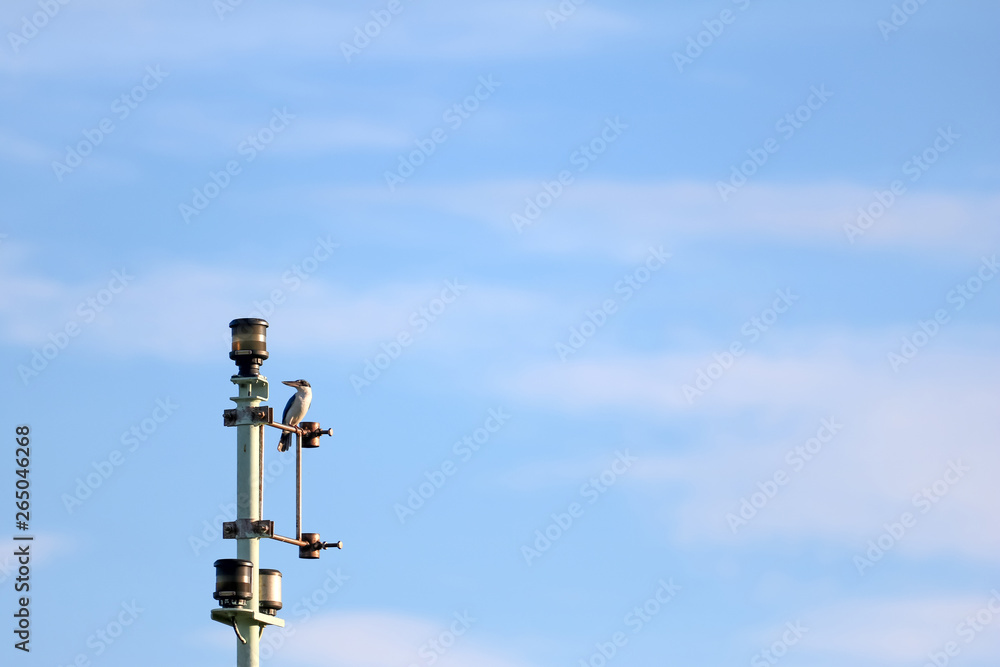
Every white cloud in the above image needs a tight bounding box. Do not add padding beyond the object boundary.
[0,129,50,164]
[280,611,530,667]
[497,346,874,415]
[276,117,412,153]
[496,334,1000,561]
[364,1,636,61]
[135,106,414,160]
[0,1,636,76]
[0,3,355,74]
[800,596,1000,663]
[0,247,547,362]
[373,179,1000,260]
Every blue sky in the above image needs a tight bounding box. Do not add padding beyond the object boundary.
[2,1,999,665]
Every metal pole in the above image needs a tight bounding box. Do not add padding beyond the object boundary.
[258,424,264,519]
[232,375,267,667]
[296,430,302,542]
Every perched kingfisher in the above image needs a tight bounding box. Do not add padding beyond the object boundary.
[278,379,312,452]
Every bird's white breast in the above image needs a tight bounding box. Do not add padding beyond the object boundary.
[298,388,312,415]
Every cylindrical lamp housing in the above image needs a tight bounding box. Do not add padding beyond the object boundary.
[229,318,269,376]
[259,568,283,615]
[213,558,253,608]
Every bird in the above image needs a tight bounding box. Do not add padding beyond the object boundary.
[278,379,312,452]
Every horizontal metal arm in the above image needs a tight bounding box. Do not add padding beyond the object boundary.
[267,533,343,551]
[268,533,309,547]
[265,422,302,434]
[264,421,333,437]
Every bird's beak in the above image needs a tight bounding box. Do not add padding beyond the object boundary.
[282,380,298,387]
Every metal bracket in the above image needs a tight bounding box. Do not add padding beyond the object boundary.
[222,519,274,540]
[229,374,269,401]
[211,607,285,629]
[223,406,272,427]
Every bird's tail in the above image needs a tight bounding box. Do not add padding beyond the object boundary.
[278,431,292,452]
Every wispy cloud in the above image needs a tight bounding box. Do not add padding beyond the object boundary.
[0,0,636,76]
[283,611,531,667]
[0,248,548,362]
[304,180,1000,260]
[501,338,1000,560]
[0,129,50,164]
[802,596,1000,663]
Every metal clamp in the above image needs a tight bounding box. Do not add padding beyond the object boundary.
[223,406,273,427]
[222,519,274,540]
